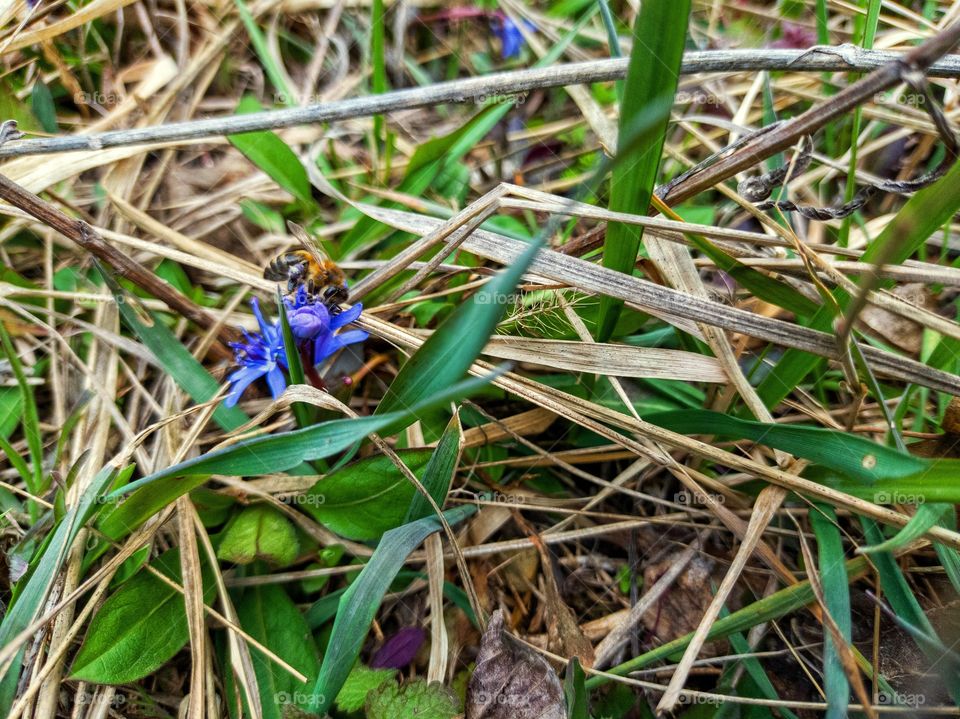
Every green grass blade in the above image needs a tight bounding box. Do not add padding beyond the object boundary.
[375,238,542,419]
[860,518,960,704]
[233,0,294,104]
[0,319,43,497]
[563,657,588,719]
[646,409,931,483]
[371,0,388,146]
[276,290,312,429]
[596,0,690,341]
[859,502,952,555]
[403,411,462,523]
[310,503,478,714]
[838,0,881,247]
[810,504,851,718]
[97,371,500,540]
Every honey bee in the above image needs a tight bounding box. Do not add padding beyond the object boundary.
[264,222,348,307]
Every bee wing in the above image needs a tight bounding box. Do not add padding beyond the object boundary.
[286,221,329,265]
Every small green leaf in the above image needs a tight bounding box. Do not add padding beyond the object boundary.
[564,657,589,719]
[365,679,460,719]
[30,80,57,133]
[228,96,312,204]
[70,548,215,684]
[336,664,396,712]
[233,585,320,718]
[217,505,299,566]
[304,449,433,540]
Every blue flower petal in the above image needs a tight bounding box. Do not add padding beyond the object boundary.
[334,329,369,347]
[330,302,362,329]
[265,365,287,398]
[313,332,343,363]
[223,366,264,407]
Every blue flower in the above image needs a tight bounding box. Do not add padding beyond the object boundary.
[491,14,535,59]
[283,287,369,365]
[224,298,288,407]
[224,290,369,407]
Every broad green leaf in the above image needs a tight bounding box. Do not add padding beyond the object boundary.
[810,504,850,719]
[217,505,299,566]
[304,449,434,540]
[228,96,311,204]
[231,585,320,718]
[97,372,499,541]
[70,548,215,684]
[597,0,690,340]
[0,464,124,712]
[311,503,478,714]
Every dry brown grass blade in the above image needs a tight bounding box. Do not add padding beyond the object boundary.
[178,498,207,719]
[360,203,960,394]
[480,336,729,382]
[655,486,786,714]
[592,544,700,669]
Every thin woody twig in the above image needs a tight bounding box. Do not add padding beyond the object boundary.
[659,23,960,205]
[2,49,960,158]
[0,171,237,355]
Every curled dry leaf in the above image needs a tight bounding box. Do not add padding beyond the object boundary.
[466,609,565,719]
